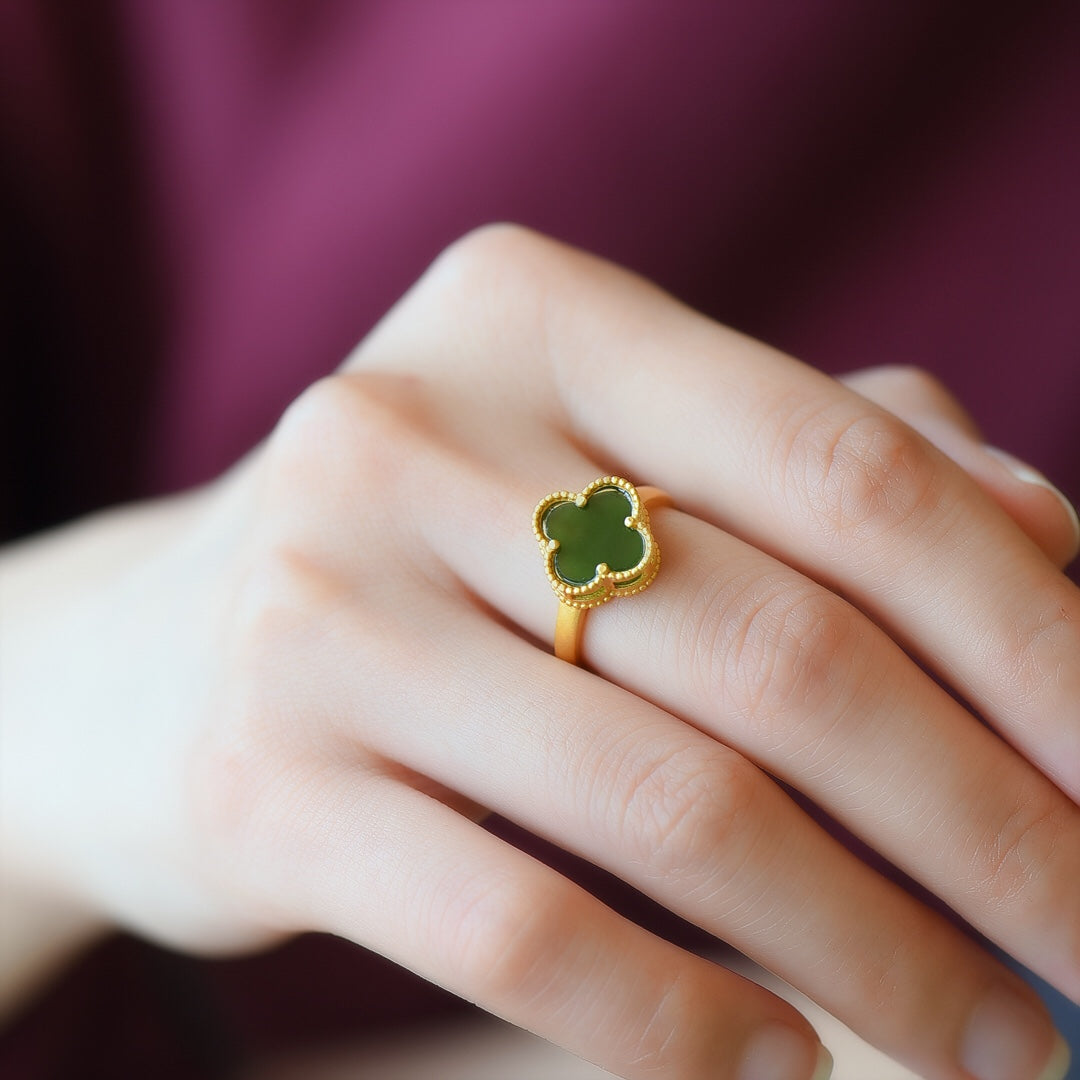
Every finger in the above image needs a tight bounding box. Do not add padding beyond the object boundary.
[840,365,1079,568]
[256,347,1071,1077]
[266,370,1080,1013]
[316,601,1066,1080]
[237,761,831,1080]
[430,227,1080,801]
[583,508,1080,1004]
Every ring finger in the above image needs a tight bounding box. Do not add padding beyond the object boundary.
[418,442,1080,1001]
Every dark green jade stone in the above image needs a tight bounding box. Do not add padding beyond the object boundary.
[543,486,645,586]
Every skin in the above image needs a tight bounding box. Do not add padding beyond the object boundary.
[2,225,1078,1079]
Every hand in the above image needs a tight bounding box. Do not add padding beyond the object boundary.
[3,226,1077,1080]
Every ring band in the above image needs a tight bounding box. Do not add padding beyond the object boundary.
[533,476,672,665]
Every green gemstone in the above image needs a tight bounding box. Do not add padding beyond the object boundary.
[543,487,645,586]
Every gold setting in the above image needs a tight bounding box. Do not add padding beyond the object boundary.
[533,476,660,608]
[534,476,671,664]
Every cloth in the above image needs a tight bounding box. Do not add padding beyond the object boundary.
[2,2,1078,1075]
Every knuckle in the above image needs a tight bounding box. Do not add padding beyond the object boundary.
[442,872,715,1078]
[844,938,909,1019]
[625,969,707,1075]
[228,540,405,735]
[436,221,547,269]
[704,577,868,745]
[966,784,1071,912]
[373,223,571,402]
[786,405,941,548]
[235,541,350,654]
[419,223,562,343]
[270,374,361,463]
[223,540,391,757]
[187,721,304,922]
[265,372,428,508]
[445,870,578,1007]
[423,223,550,308]
[615,741,761,884]
[999,593,1080,710]
[348,224,562,385]
[874,363,956,403]
[190,731,274,847]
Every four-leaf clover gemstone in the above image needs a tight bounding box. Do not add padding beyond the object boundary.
[543,486,643,586]
[534,476,661,609]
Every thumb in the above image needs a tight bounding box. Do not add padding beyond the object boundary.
[839,365,1079,570]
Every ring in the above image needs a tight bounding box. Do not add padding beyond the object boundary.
[533,476,672,664]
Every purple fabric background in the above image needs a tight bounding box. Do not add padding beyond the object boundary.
[2,1,1078,1075]
[146,1,1080,500]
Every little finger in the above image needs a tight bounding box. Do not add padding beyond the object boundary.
[235,760,831,1080]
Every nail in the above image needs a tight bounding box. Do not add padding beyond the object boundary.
[811,1045,835,1080]
[985,445,1080,553]
[960,983,1067,1080]
[736,1023,831,1080]
[1036,1033,1071,1080]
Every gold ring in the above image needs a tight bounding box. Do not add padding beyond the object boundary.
[533,476,672,664]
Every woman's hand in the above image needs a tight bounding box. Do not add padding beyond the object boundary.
[3,226,1078,1080]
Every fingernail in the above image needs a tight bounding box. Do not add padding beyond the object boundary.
[985,445,1080,552]
[811,1045,835,1080]
[737,1023,831,1080]
[1037,1034,1072,1080]
[960,984,1067,1080]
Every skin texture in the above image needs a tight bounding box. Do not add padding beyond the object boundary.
[2,226,1078,1080]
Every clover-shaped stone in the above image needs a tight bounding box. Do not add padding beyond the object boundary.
[534,476,660,608]
[544,487,642,584]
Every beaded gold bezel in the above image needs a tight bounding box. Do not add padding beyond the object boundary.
[533,475,661,610]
